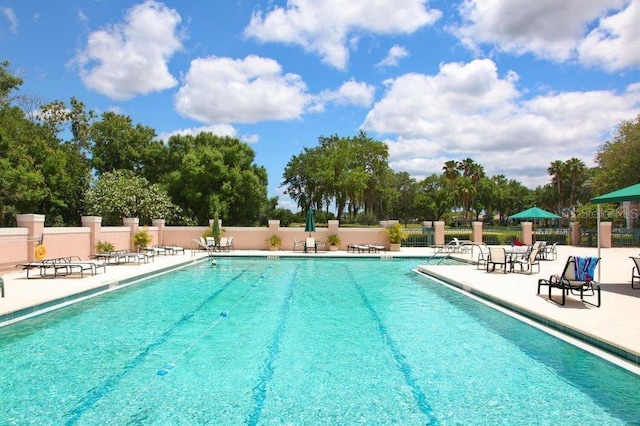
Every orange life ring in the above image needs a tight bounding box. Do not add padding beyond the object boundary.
[35,244,47,260]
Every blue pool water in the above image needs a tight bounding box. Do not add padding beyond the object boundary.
[1,257,640,425]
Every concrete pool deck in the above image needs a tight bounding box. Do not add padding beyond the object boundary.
[1,245,639,370]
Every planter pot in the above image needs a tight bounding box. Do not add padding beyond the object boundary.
[389,243,401,252]
[329,245,338,251]
[268,246,279,251]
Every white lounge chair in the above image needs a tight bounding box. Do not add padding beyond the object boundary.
[292,237,304,251]
[513,248,540,274]
[541,242,557,260]
[304,237,317,253]
[486,247,508,273]
[445,237,470,253]
[475,244,490,270]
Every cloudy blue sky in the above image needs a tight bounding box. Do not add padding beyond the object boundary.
[2,0,639,210]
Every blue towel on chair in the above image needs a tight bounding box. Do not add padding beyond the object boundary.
[574,256,597,281]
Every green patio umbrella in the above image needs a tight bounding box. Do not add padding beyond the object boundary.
[590,182,640,282]
[510,207,560,243]
[509,207,561,220]
[305,208,316,236]
[213,212,221,243]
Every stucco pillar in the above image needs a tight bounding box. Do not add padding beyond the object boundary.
[123,217,139,251]
[472,221,483,244]
[328,220,339,235]
[268,220,280,235]
[521,222,533,245]
[599,221,612,248]
[82,216,102,256]
[434,221,445,246]
[153,219,166,246]
[570,222,581,246]
[16,214,45,262]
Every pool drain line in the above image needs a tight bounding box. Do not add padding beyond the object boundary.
[344,265,440,425]
[109,266,273,424]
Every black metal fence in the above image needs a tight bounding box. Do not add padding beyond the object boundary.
[611,228,640,247]
[398,225,639,248]
[403,226,434,247]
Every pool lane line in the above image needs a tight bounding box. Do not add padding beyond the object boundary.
[345,266,440,426]
[66,267,252,426]
[246,267,298,426]
[159,265,275,372]
[108,265,274,425]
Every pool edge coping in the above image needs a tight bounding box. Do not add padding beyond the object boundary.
[0,257,205,327]
[416,266,640,371]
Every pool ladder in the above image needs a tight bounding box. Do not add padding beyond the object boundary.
[425,246,453,265]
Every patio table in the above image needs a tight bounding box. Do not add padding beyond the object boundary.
[505,246,531,272]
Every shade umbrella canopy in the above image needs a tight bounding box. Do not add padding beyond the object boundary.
[509,207,561,220]
[305,208,316,235]
[590,182,640,282]
[591,183,640,204]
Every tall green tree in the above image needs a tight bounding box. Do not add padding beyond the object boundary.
[594,115,640,193]
[282,131,391,222]
[84,170,182,226]
[154,133,269,225]
[388,171,417,224]
[565,157,587,210]
[90,112,156,176]
[0,62,91,226]
[548,159,565,213]
[413,174,454,221]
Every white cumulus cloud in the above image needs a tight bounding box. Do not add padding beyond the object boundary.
[244,0,441,70]
[75,1,184,101]
[377,45,410,67]
[362,58,640,187]
[309,78,375,112]
[174,55,309,124]
[578,0,640,71]
[452,0,640,71]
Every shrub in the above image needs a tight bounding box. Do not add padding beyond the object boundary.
[95,240,114,253]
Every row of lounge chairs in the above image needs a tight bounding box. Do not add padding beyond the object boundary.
[291,238,386,253]
[16,244,187,279]
[92,249,156,265]
[17,256,107,279]
[347,243,386,253]
[199,237,234,252]
[141,245,185,256]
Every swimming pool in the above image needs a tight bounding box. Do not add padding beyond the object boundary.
[1,257,639,424]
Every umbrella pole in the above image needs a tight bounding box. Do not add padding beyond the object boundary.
[597,204,601,282]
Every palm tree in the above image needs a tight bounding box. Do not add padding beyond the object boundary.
[565,157,586,209]
[442,160,460,181]
[469,162,485,184]
[458,157,475,177]
[547,160,566,213]
[456,177,476,224]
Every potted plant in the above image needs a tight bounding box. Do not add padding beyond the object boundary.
[95,240,114,254]
[326,234,341,251]
[132,229,153,252]
[266,234,282,251]
[385,223,408,251]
